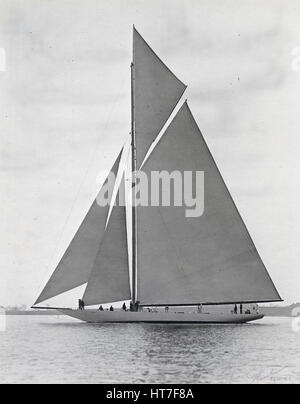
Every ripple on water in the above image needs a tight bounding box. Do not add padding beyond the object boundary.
[0,316,299,384]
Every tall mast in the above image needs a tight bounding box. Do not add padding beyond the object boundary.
[131,27,138,309]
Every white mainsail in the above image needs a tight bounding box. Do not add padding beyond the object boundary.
[137,102,281,306]
[133,27,187,168]
[83,175,130,306]
[35,151,122,305]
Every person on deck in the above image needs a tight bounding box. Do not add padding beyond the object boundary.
[234,304,238,314]
[122,303,127,312]
[99,305,104,311]
[198,304,203,314]
[240,304,243,315]
[110,306,114,312]
[165,306,169,313]
[79,299,84,310]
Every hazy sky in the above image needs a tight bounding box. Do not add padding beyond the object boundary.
[0,0,300,307]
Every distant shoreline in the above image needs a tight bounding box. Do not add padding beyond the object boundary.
[3,310,61,316]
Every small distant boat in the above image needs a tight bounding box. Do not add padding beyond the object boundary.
[33,27,282,324]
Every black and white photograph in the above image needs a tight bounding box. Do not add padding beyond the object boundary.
[0,0,299,387]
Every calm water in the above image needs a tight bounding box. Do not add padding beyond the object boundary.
[0,315,299,384]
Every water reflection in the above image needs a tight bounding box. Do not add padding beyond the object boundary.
[0,316,299,384]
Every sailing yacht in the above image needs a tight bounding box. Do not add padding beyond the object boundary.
[33,27,282,324]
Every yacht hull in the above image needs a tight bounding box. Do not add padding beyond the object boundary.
[59,309,264,324]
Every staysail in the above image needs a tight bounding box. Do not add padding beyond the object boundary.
[134,27,187,168]
[137,102,282,305]
[35,151,122,305]
[82,175,130,306]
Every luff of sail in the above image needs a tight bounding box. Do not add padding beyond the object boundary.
[82,175,131,306]
[35,151,122,305]
[137,102,281,306]
[133,27,187,168]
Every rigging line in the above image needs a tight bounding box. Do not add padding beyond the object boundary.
[82,148,129,302]
[139,97,186,170]
[105,143,131,229]
[35,73,128,297]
